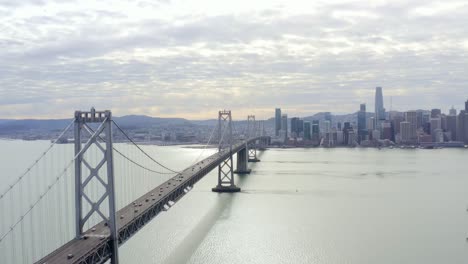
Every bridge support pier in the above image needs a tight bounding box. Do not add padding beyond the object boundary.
[234,144,251,174]
[212,110,241,193]
[248,142,260,162]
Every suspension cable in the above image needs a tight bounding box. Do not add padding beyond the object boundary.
[0,154,77,243]
[113,147,176,175]
[82,123,177,176]
[112,120,180,173]
[218,120,229,150]
[190,123,217,166]
[0,119,74,200]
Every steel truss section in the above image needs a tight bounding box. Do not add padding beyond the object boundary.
[247,115,260,162]
[212,110,240,192]
[74,108,119,264]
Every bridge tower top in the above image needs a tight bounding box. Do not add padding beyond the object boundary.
[247,115,256,138]
[218,110,232,151]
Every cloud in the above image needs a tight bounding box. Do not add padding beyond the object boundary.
[0,0,467,119]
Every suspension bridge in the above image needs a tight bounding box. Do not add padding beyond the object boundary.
[0,108,270,264]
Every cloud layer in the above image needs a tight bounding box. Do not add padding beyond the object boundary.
[1,0,467,119]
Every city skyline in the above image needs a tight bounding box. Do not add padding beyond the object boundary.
[1,0,468,119]
[272,90,468,147]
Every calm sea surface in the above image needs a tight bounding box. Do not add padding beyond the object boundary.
[1,139,468,264]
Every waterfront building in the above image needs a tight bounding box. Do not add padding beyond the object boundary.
[441,115,447,131]
[336,131,344,145]
[446,115,457,141]
[433,129,444,143]
[423,122,431,135]
[343,122,352,145]
[422,112,430,126]
[419,134,433,144]
[324,112,332,125]
[275,108,281,136]
[416,111,424,129]
[312,120,320,142]
[291,117,300,138]
[297,119,304,135]
[382,121,393,141]
[372,129,381,141]
[304,121,311,140]
[281,114,288,140]
[457,110,468,144]
[400,121,411,143]
[357,103,367,144]
[430,117,441,135]
[367,117,375,131]
[391,115,405,136]
[324,120,331,133]
[405,111,418,143]
[347,130,356,146]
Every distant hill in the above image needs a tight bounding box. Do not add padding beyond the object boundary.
[0,115,216,136]
[0,118,72,133]
[113,115,191,129]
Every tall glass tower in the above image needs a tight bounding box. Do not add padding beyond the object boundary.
[275,108,281,136]
[374,87,385,129]
[357,103,367,143]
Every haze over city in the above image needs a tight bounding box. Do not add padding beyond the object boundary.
[1,0,468,119]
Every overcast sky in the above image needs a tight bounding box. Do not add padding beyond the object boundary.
[0,0,467,119]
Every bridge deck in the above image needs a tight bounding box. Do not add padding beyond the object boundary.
[37,137,266,264]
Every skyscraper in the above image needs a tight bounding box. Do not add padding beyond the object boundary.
[275,108,281,136]
[405,111,418,143]
[457,110,468,144]
[281,114,288,139]
[324,112,332,131]
[357,103,367,143]
[312,120,320,142]
[400,121,411,143]
[382,121,393,141]
[416,111,424,129]
[449,106,457,116]
[291,117,300,137]
[304,121,311,140]
[430,117,441,141]
[343,122,352,145]
[446,115,457,141]
[465,99,468,112]
[431,109,441,118]
[374,87,385,129]
[297,119,304,135]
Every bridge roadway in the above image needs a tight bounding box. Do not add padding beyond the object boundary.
[37,136,267,264]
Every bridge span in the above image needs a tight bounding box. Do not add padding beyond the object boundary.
[32,110,270,264]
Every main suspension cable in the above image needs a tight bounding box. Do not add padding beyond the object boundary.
[190,123,217,166]
[82,123,176,176]
[112,120,180,173]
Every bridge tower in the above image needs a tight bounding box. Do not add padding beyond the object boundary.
[247,115,260,162]
[258,120,268,150]
[74,108,119,264]
[212,110,241,192]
